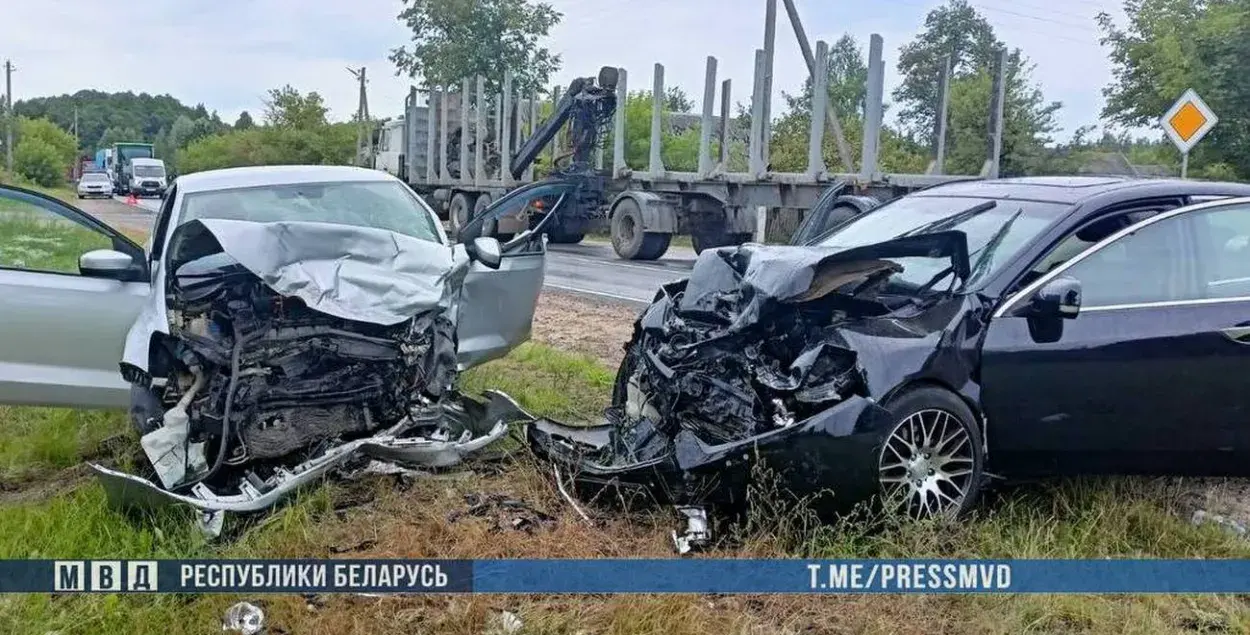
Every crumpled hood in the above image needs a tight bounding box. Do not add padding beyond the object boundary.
[679,231,969,329]
[174,219,463,325]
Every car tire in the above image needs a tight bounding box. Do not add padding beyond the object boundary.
[611,198,671,260]
[449,192,475,234]
[877,385,984,520]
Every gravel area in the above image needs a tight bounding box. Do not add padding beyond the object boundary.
[530,290,641,369]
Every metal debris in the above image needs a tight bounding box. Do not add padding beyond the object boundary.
[489,610,524,635]
[196,509,225,540]
[222,601,265,635]
[553,465,593,526]
[671,506,711,555]
[447,492,555,534]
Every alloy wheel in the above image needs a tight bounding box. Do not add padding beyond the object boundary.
[878,408,976,519]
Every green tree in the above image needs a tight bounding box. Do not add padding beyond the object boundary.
[97,126,145,150]
[783,34,868,120]
[664,87,695,113]
[1098,0,1250,178]
[177,124,357,174]
[14,138,65,186]
[234,111,255,129]
[14,90,219,153]
[390,0,562,93]
[892,0,1061,174]
[894,0,1001,141]
[262,86,329,130]
[12,118,77,186]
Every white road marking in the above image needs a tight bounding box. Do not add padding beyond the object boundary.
[543,282,649,305]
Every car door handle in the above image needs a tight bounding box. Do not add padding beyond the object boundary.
[1220,326,1250,344]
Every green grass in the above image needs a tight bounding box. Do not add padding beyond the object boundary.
[0,210,113,273]
[0,407,129,482]
[460,341,614,422]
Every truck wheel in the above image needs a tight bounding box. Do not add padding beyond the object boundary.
[548,228,585,244]
[449,192,475,233]
[472,193,492,218]
[611,198,670,260]
[691,229,751,254]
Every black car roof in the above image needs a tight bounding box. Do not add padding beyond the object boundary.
[909,176,1250,205]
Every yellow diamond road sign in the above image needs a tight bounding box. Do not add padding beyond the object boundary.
[1161,89,1217,154]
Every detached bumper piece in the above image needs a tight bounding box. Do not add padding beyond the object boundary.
[93,390,531,514]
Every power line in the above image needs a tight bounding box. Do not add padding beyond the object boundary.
[973,4,1101,32]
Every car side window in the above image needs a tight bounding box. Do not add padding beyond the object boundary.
[1191,203,1250,299]
[0,188,114,275]
[1028,208,1168,278]
[457,182,573,251]
[1063,212,1195,308]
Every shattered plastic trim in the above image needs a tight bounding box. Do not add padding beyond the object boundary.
[94,390,533,513]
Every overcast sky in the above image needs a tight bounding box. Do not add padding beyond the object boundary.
[1,0,1137,142]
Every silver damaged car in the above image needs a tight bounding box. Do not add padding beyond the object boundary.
[0,166,571,513]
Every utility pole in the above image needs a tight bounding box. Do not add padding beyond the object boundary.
[348,66,371,167]
[4,60,14,174]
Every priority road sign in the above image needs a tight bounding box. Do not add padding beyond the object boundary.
[1160,89,1218,155]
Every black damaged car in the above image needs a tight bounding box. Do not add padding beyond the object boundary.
[531,177,1250,519]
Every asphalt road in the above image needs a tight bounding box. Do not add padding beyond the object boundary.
[111,195,692,305]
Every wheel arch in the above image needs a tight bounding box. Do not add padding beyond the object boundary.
[609,190,677,233]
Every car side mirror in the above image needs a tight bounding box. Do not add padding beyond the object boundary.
[79,249,136,280]
[1029,276,1081,319]
[465,236,503,269]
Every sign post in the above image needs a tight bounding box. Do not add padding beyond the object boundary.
[1160,89,1218,179]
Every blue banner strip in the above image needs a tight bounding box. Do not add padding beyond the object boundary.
[12,559,1250,594]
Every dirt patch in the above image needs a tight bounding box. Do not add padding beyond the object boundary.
[531,290,640,369]
[0,463,97,506]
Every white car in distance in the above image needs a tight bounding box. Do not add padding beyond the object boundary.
[77,172,113,198]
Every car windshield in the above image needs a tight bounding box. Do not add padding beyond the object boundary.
[134,166,164,178]
[82,173,109,182]
[180,180,442,243]
[815,195,1067,291]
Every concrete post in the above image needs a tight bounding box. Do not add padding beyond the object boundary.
[698,56,718,178]
[649,63,665,178]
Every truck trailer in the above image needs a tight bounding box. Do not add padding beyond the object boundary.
[390,0,1007,260]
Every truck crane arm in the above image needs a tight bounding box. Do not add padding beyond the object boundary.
[509,66,619,180]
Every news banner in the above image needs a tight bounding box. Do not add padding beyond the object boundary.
[7,559,1250,593]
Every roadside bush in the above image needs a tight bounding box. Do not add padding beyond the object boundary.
[14,137,67,187]
[11,117,77,187]
[177,123,357,174]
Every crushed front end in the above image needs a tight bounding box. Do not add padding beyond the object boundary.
[529,236,968,512]
[102,219,525,513]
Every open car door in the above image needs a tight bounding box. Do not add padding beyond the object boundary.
[454,181,578,369]
[0,185,150,408]
[789,181,881,246]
